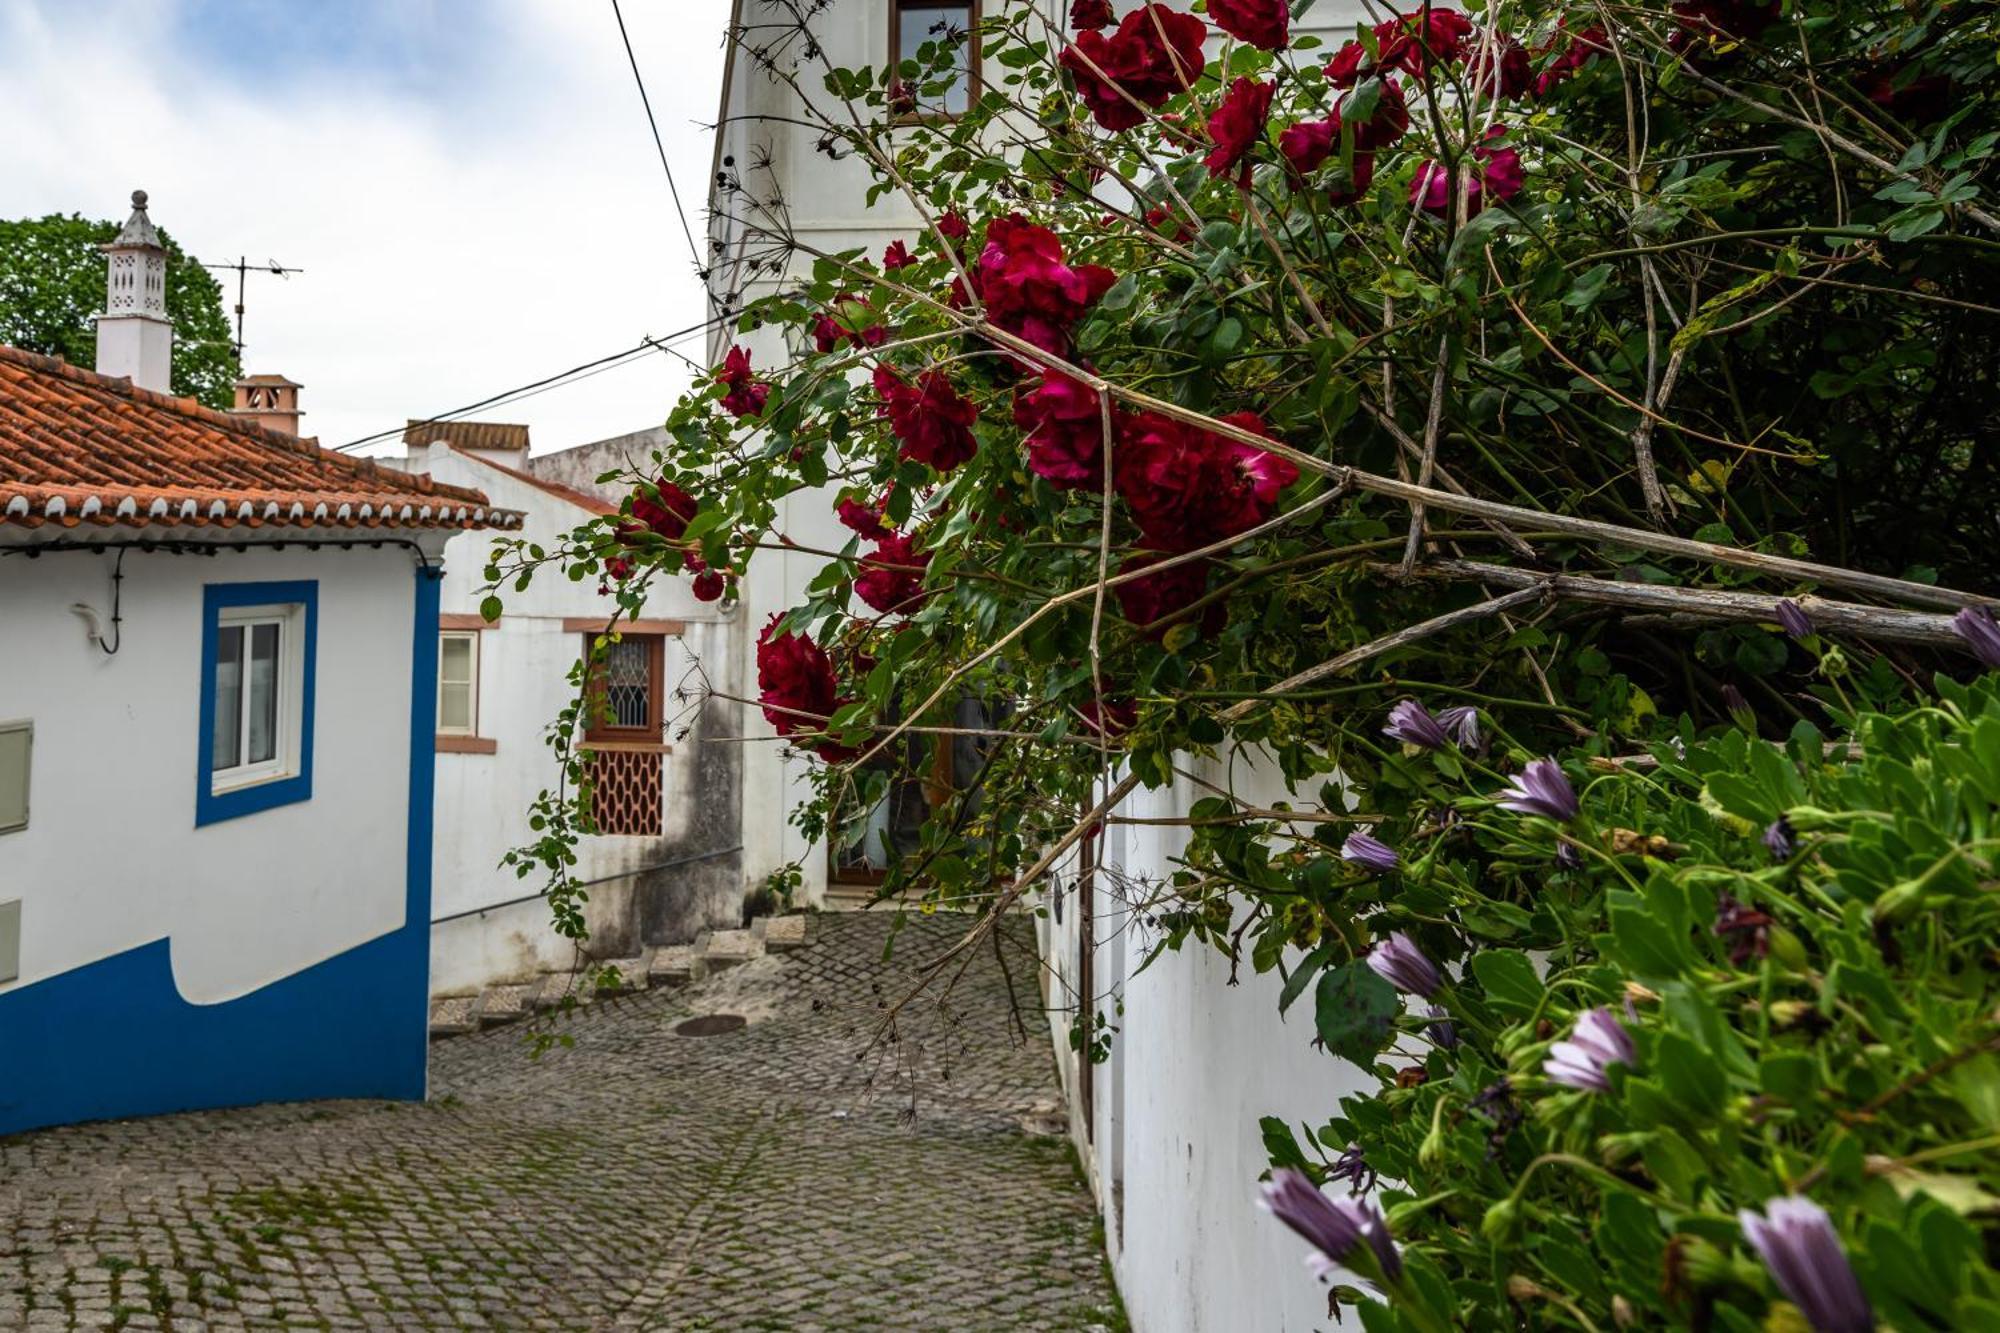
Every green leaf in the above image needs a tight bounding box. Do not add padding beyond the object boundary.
[479,595,504,623]
[1279,940,1337,1015]
[1314,962,1399,1065]
[1468,949,1544,1015]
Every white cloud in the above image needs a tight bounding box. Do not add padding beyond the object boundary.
[0,0,731,455]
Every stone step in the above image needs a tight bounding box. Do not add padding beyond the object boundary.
[694,928,760,976]
[471,982,536,1029]
[760,914,810,953]
[646,944,696,986]
[428,995,478,1041]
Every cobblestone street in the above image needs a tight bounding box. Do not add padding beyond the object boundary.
[0,915,1121,1332]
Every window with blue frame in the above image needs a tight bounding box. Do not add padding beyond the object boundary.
[198,581,317,826]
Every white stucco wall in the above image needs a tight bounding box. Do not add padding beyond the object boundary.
[396,445,740,993]
[0,540,423,1004]
[1041,757,1377,1333]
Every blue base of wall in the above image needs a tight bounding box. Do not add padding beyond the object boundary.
[0,925,427,1139]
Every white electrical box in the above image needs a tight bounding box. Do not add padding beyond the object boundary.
[0,721,27,835]
[0,900,17,985]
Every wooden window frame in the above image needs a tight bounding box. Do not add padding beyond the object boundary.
[437,630,482,739]
[889,0,981,124]
[582,633,666,744]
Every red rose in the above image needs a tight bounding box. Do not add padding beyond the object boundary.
[811,297,888,354]
[629,478,698,541]
[1410,126,1522,218]
[1115,552,1221,637]
[883,239,915,270]
[715,345,770,419]
[1374,8,1474,74]
[1861,64,1952,125]
[1326,40,1371,88]
[756,616,846,750]
[1533,22,1607,96]
[599,554,635,595]
[972,215,1118,356]
[1279,118,1336,175]
[1469,36,1533,100]
[1070,0,1115,30]
[1015,370,1109,491]
[1077,697,1139,738]
[938,210,970,241]
[1208,0,1289,50]
[1204,77,1275,180]
[1060,4,1207,132]
[1341,76,1410,150]
[691,569,726,602]
[854,531,931,614]
[837,492,893,539]
[875,365,980,472]
[1326,153,1376,206]
[1114,411,1300,550]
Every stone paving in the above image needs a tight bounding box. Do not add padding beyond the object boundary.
[0,915,1123,1332]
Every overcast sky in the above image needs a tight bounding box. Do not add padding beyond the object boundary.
[0,0,731,455]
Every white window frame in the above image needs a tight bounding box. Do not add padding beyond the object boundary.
[210,603,305,795]
[437,630,481,737]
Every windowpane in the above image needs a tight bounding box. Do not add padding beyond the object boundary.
[440,682,473,733]
[440,634,473,685]
[603,639,652,729]
[898,3,973,114]
[212,625,244,771]
[248,622,280,765]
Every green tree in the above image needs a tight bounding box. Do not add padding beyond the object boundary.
[0,213,240,408]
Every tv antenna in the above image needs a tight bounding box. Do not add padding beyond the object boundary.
[201,255,304,360]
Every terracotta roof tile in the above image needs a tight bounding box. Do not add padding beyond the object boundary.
[0,345,521,533]
[404,420,530,453]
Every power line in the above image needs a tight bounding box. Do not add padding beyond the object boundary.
[611,0,705,274]
[333,314,724,454]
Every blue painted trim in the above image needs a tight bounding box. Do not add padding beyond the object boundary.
[196,580,319,827]
[406,564,444,1095]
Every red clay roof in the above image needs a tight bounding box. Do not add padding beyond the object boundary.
[404,420,530,453]
[0,345,521,533]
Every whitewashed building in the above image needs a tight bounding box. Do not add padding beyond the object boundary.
[0,192,519,1136]
[704,4,1372,1328]
[391,423,745,998]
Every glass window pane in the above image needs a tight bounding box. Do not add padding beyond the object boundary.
[899,3,973,114]
[440,634,473,686]
[248,622,280,765]
[440,682,473,733]
[603,639,651,729]
[212,625,244,772]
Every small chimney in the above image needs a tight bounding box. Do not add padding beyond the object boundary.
[232,374,303,436]
[95,189,174,393]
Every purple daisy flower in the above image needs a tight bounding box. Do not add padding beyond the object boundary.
[1382,698,1451,749]
[1738,1196,1874,1333]
[1952,606,2000,670]
[1437,705,1481,749]
[1341,831,1400,874]
[1775,599,1815,641]
[1544,1007,1636,1092]
[1497,758,1580,823]
[1261,1169,1403,1282]
[1365,931,1440,999]
[1426,1004,1459,1049]
[1764,815,1796,860]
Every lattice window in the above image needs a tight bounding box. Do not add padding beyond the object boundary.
[587,746,663,837]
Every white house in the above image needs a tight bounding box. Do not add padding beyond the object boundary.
[703,5,1375,1328]
[390,423,744,999]
[0,192,519,1136]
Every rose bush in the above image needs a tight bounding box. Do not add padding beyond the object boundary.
[487,0,2000,1323]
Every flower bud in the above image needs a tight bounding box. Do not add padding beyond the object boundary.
[1481,1196,1521,1244]
[1417,1100,1449,1170]
[1768,926,1808,970]
[1611,1295,1636,1328]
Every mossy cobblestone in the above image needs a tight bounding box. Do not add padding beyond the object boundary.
[0,916,1122,1331]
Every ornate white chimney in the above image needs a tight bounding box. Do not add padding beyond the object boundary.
[95,189,174,393]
